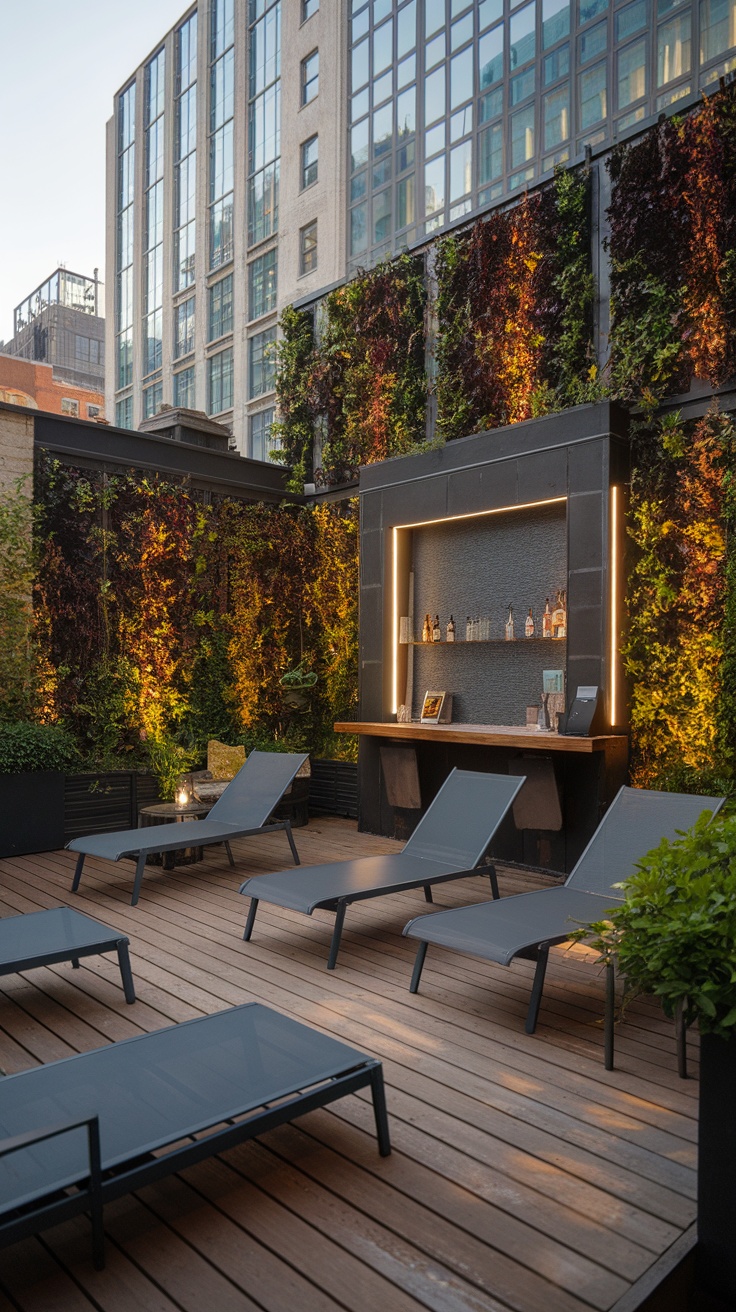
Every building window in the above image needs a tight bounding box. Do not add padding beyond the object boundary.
[115,81,136,393]
[250,407,278,461]
[301,135,318,189]
[116,395,133,428]
[301,50,319,104]
[209,0,235,269]
[175,12,198,291]
[658,13,692,87]
[75,335,103,366]
[302,0,318,19]
[579,61,607,128]
[174,366,196,408]
[249,248,278,320]
[299,221,318,274]
[248,0,281,246]
[143,48,166,379]
[87,404,102,420]
[208,347,234,413]
[209,274,234,341]
[61,398,79,417]
[249,326,276,397]
[700,0,736,65]
[175,296,196,358]
[143,382,163,417]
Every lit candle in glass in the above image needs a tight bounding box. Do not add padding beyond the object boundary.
[175,781,191,809]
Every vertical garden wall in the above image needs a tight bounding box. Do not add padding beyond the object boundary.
[270,81,736,793]
[3,86,736,797]
[272,252,428,489]
[16,456,359,791]
[605,86,736,787]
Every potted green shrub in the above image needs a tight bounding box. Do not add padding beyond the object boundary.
[279,661,318,711]
[576,812,736,1310]
[0,722,80,857]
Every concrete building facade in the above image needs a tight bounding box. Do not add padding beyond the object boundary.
[109,0,736,456]
[2,268,105,396]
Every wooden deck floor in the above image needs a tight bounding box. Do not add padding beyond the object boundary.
[0,818,698,1312]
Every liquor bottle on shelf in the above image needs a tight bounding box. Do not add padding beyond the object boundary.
[551,590,567,639]
[432,614,441,642]
[525,608,534,638]
[446,615,455,642]
[542,597,552,639]
[465,615,471,641]
[505,605,514,641]
[422,613,431,643]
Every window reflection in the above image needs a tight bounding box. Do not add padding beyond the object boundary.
[658,12,692,84]
[617,36,647,106]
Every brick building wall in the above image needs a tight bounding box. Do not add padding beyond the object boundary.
[0,354,104,422]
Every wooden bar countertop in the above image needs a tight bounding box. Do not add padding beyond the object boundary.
[334,721,628,754]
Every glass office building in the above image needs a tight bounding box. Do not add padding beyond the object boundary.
[108,0,736,448]
[347,0,736,270]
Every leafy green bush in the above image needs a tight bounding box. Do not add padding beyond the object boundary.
[0,722,81,774]
[576,812,736,1037]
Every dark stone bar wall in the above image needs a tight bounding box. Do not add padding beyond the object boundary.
[353,401,630,871]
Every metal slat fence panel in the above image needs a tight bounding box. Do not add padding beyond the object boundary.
[309,760,358,818]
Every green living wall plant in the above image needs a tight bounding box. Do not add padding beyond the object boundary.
[623,405,736,790]
[31,457,360,792]
[608,82,736,791]
[607,84,736,404]
[434,167,596,440]
[273,252,427,488]
[0,477,38,723]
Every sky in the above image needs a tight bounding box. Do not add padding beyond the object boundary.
[0,0,190,342]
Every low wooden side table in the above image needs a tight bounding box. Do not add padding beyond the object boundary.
[138,802,212,868]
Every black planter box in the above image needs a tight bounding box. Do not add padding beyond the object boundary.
[0,771,65,858]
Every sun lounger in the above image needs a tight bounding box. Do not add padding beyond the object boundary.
[0,907,135,1002]
[68,750,308,905]
[239,769,525,969]
[404,785,725,1042]
[0,1002,390,1269]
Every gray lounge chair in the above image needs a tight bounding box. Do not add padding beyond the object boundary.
[0,907,135,1003]
[69,750,308,906]
[0,1002,390,1269]
[404,785,725,1045]
[239,769,525,969]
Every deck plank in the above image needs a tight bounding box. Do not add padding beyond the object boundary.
[0,818,699,1312]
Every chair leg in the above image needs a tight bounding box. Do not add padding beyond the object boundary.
[604,962,615,1071]
[224,841,235,868]
[71,852,85,893]
[369,1064,392,1157]
[243,898,259,942]
[487,864,499,900]
[71,957,80,970]
[409,941,428,994]
[676,998,688,1079]
[327,900,347,970]
[525,943,550,1034]
[117,941,136,1004]
[130,853,146,907]
[284,821,300,866]
[87,1117,105,1271]
[423,884,433,903]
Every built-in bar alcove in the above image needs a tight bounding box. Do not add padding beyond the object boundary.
[348,401,630,870]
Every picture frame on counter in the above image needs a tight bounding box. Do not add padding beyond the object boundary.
[420,690,453,724]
